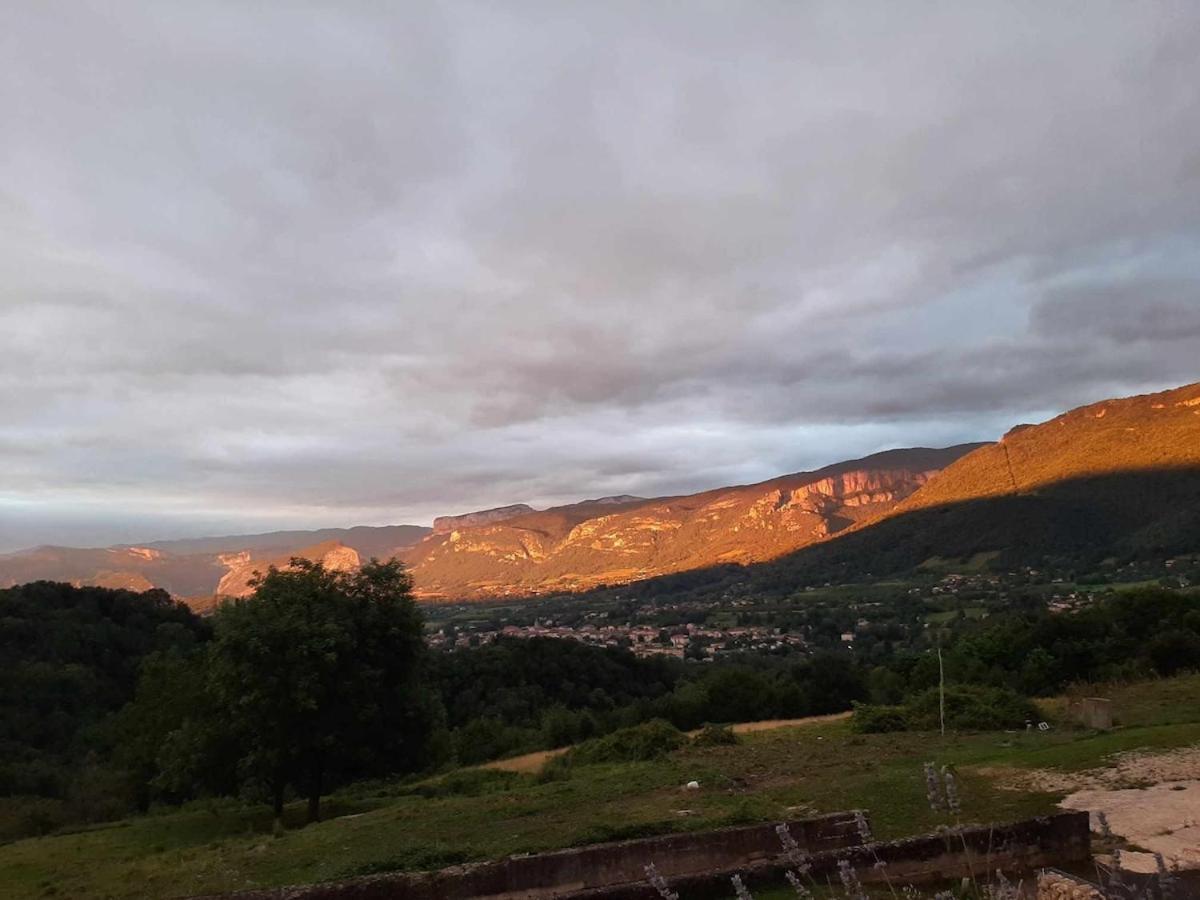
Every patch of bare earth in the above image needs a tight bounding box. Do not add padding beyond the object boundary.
[979,744,1200,871]
[725,712,851,734]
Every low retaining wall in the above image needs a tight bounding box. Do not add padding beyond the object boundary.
[561,812,1091,900]
[197,812,862,900]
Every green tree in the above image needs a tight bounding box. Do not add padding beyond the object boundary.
[207,557,429,823]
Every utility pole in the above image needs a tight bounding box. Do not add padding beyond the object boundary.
[938,642,946,737]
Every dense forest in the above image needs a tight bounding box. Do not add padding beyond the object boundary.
[2,574,1198,841]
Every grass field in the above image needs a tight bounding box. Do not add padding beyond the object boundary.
[3,675,1198,900]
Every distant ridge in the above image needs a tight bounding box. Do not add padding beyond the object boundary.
[5,382,1198,606]
[0,525,430,606]
[433,505,536,533]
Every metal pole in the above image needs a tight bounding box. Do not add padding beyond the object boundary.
[938,644,946,736]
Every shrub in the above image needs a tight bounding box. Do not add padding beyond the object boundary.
[451,718,539,766]
[564,719,685,766]
[850,703,909,733]
[851,687,1039,733]
[0,796,70,841]
[692,723,740,746]
[905,685,1040,732]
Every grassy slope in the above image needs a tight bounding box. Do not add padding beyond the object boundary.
[4,675,1199,900]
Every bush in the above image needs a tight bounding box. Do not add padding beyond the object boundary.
[692,723,740,746]
[563,719,685,766]
[905,685,1039,732]
[0,796,70,841]
[451,718,539,766]
[850,703,909,733]
[851,686,1039,733]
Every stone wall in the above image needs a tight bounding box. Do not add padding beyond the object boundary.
[1038,870,1107,899]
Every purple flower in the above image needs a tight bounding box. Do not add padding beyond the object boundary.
[643,862,679,900]
[923,762,944,811]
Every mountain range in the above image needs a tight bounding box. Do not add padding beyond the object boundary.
[3,382,1198,606]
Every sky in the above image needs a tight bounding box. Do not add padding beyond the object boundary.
[2,2,1200,551]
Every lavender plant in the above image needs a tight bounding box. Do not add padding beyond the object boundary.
[854,809,873,843]
[984,869,1019,900]
[730,873,754,900]
[644,862,680,900]
[1155,852,1179,900]
[784,869,814,899]
[775,822,812,876]
[837,858,868,900]
[923,762,944,812]
[941,767,961,816]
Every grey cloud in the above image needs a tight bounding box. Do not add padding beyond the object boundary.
[2,2,1200,550]
[1032,280,1200,343]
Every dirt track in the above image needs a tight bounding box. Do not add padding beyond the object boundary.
[482,712,851,774]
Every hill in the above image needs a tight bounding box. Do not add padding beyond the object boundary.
[661,382,1200,595]
[897,381,1200,512]
[0,525,430,608]
[399,446,981,599]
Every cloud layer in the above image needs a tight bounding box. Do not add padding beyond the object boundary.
[3,2,1199,549]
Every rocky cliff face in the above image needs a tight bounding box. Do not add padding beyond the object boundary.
[213,541,362,602]
[400,445,982,599]
[432,504,536,533]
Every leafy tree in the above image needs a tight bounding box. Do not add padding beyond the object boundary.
[205,557,430,822]
[0,581,207,806]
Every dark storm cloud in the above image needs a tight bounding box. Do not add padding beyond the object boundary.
[2,1,1200,549]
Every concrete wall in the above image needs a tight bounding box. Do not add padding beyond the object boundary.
[195,812,1090,900]
[557,812,1092,900]
[196,812,862,900]
[1066,698,1113,730]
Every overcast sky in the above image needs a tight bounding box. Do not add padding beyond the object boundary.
[3,2,1199,551]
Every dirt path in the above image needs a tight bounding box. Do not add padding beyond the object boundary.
[482,712,851,774]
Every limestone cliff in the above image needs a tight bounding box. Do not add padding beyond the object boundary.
[401,445,983,599]
[432,504,536,533]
